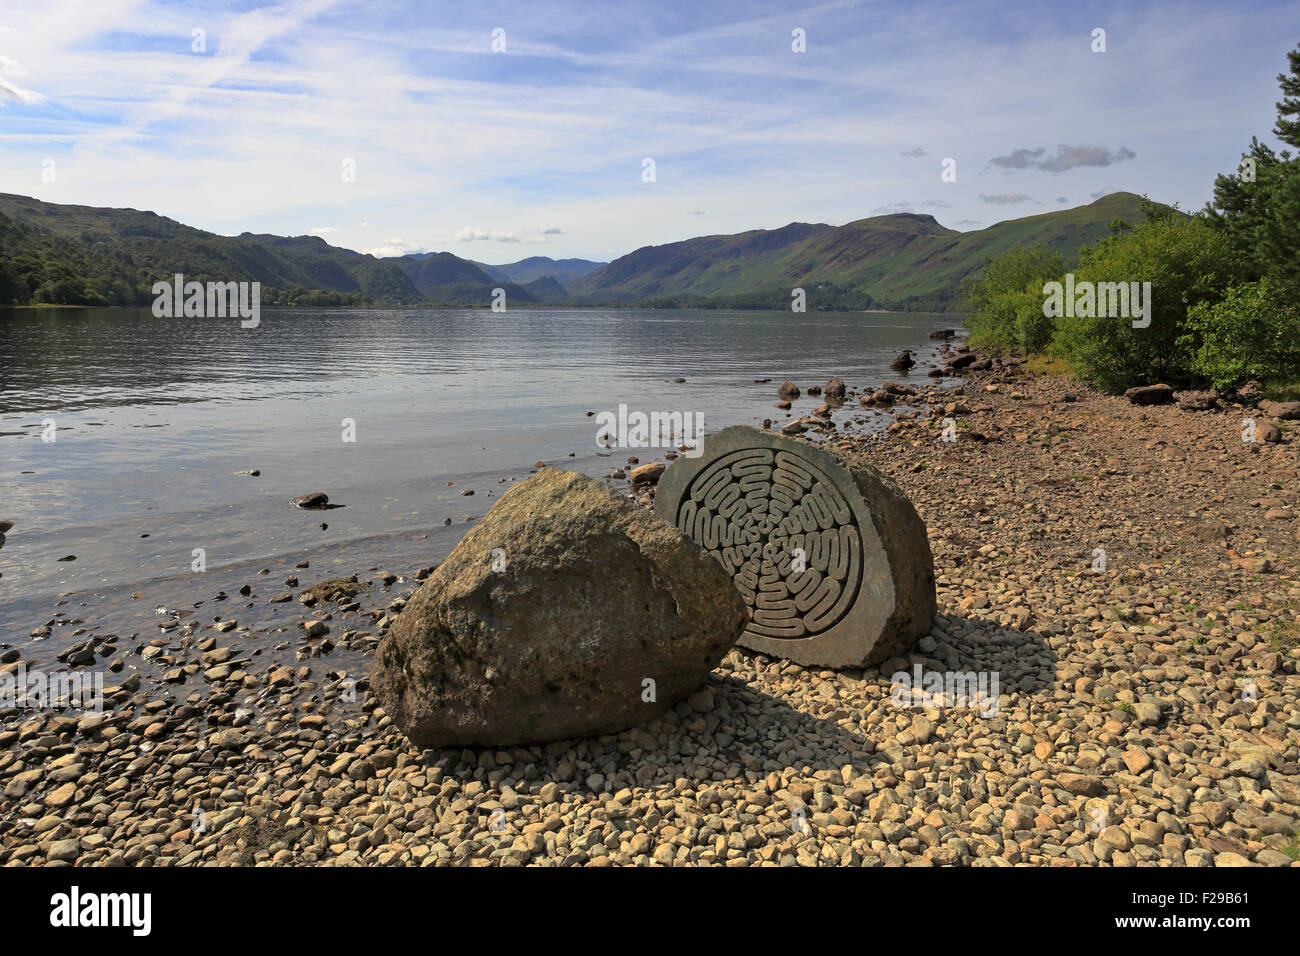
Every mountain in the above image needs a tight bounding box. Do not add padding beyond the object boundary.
[0,191,1162,311]
[471,256,605,285]
[390,252,495,294]
[0,194,541,307]
[571,192,1159,311]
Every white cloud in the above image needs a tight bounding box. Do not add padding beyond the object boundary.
[0,0,1293,258]
[361,237,428,257]
[0,55,44,105]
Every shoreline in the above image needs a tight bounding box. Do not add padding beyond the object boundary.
[2,358,1298,866]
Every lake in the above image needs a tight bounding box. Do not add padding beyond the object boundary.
[0,306,959,632]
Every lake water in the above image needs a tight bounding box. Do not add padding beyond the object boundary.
[0,307,959,628]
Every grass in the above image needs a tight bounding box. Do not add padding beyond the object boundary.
[232,810,325,866]
[1024,353,1071,377]
[1262,380,1300,402]
[1281,834,1300,862]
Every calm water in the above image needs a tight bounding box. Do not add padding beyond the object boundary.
[0,307,959,614]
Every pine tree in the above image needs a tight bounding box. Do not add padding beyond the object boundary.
[1203,43,1300,294]
[1274,44,1300,148]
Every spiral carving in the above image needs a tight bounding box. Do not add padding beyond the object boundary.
[673,448,863,639]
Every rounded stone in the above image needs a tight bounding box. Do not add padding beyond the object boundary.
[654,425,936,668]
[371,467,746,747]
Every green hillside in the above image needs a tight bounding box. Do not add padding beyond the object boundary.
[572,192,1159,311]
[471,256,605,285]
[0,195,541,307]
[0,191,1164,311]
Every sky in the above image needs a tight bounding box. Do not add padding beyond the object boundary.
[1,0,1297,263]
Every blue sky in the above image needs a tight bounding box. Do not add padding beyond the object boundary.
[1,0,1297,262]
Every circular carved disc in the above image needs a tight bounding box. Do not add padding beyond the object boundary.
[656,425,903,667]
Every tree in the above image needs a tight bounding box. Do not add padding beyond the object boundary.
[1203,43,1300,293]
[1181,278,1300,391]
[1052,216,1244,392]
[960,247,1065,353]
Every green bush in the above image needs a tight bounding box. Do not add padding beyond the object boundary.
[960,247,1064,353]
[1051,216,1244,392]
[1181,279,1300,392]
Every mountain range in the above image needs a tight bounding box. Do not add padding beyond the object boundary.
[0,191,1158,311]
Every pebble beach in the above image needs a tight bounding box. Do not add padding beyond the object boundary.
[3,358,1299,867]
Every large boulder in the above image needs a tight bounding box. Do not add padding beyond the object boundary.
[1260,399,1300,421]
[1178,390,1219,412]
[370,468,746,748]
[942,351,977,370]
[1124,383,1175,406]
[655,425,936,669]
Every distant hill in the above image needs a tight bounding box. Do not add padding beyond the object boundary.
[0,191,1164,311]
[0,194,548,307]
[571,192,1162,311]
[470,256,605,286]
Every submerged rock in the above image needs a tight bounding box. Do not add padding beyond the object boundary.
[370,468,746,747]
[292,492,329,509]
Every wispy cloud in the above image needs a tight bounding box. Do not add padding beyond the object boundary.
[869,199,952,214]
[455,226,559,244]
[0,54,43,105]
[980,192,1035,204]
[1,0,1295,258]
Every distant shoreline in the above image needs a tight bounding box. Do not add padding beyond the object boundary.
[3,302,967,316]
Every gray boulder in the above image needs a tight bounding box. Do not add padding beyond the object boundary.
[370,468,746,748]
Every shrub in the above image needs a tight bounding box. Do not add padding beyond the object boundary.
[1051,216,1244,392]
[1182,279,1300,392]
[960,247,1064,353]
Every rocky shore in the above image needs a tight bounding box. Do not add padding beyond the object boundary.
[2,357,1298,867]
